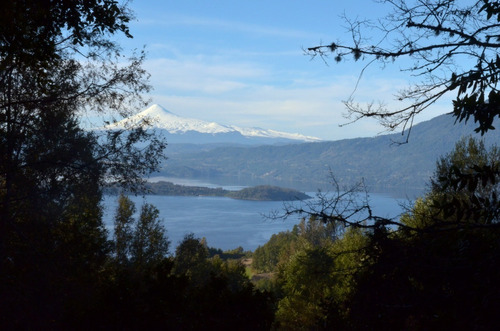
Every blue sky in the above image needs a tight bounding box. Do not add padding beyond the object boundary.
[116,0,452,140]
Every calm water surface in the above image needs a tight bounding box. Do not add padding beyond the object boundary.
[102,179,409,251]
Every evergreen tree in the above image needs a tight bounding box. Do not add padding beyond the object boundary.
[114,194,136,265]
[346,137,500,329]
[131,203,170,269]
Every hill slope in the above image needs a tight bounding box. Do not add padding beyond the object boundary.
[159,114,500,194]
[106,181,310,201]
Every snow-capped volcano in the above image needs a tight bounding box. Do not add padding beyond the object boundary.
[107,104,321,144]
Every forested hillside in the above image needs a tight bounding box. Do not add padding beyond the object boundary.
[5,0,500,329]
[160,114,500,193]
[106,181,310,201]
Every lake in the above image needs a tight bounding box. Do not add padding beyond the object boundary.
[101,178,410,252]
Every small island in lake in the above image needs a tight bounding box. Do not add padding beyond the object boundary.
[107,181,311,201]
[225,185,311,201]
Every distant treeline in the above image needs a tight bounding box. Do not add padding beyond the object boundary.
[227,185,311,201]
[159,114,500,194]
[105,181,311,201]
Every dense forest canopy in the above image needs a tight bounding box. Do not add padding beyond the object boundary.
[2,0,500,329]
[254,136,500,329]
[106,181,311,201]
[0,0,167,327]
[160,113,500,193]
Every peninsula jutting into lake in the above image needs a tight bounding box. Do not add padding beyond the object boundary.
[106,181,311,201]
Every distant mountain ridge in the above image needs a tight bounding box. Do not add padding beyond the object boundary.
[159,113,500,195]
[107,104,321,144]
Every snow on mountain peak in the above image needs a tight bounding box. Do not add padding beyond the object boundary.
[107,104,321,142]
[141,104,175,116]
[107,104,232,134]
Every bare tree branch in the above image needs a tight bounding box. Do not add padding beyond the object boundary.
[308,0,500,138]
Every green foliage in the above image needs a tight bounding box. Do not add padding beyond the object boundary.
[166,234,275,329]
[107,181,311,201]
[275,247,337,329]
[144,180,229,196]
[173,233,211,285]
[294,215,338,247]
[430,137,500,224]
[253,230,298,273]
[131,203,170,268]
[173,235,251,290]
[208,245,249,260]
[114,194,136,265]
[113,194,170,270]
[0,0,276,328]
[227,185,311,201]
[0,0,132,70]
[0,0,165,328]
[162,114,500,192]
[274,227,368,329]
[88,231,274,330]
[253,216,339,274]
[1,107,112,328]
[269,137,500,329]
[345,218,500,329]
[397,137,500,232]
[347,138,500,329]
[433,137,499,193]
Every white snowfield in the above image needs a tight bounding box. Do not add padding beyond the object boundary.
[106,104,322,142]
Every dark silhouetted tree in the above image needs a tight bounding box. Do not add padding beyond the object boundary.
[131,202,170,269]
[114,194,136,265]
[112,194,170,269]
[0,1,166,328]
[273,137,500,328]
